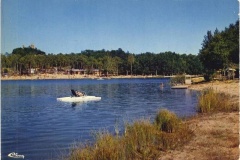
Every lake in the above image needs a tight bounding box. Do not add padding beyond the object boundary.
[1,78,198,159]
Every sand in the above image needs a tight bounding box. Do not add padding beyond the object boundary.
[189,80,239,97]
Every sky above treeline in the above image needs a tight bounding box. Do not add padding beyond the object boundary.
[1,0,238,55]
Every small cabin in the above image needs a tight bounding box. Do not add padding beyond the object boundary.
[68,69,87,75]
[215,68,237,80]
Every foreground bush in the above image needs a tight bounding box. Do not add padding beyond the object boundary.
[197,88,238,113]
[66,110,193,160]
[155,109,179,133]
[123,120,161,159]
[154,109,193,150]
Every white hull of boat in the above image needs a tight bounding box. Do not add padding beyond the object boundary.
[171,85,188,89]
[57,96,101,102]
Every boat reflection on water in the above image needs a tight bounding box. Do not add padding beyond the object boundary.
[71,100,100,108]
[70,102,88,112]
[72,102,83,107]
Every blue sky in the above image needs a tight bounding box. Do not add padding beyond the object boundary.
[1,0,238,55]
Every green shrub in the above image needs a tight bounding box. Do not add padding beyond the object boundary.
[170,75,185,85]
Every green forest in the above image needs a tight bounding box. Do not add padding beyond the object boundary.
[1,21,239,79]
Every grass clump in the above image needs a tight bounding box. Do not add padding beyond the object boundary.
[68,131,124,160]
[155,109,193,150]
[197,88,237,113]
[66,109,194,160]
[123,120,161,159]
[94,131,124,160]
[155,109,179,133]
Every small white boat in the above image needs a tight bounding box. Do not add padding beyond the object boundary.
[171,85,188,89]
[8,152,24,159]
[58,89,101,103]
[57,96,101,102]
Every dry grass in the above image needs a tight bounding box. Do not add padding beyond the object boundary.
[68,131,124,160]
[197,88,238,113]
[123,120,161,159]
[155,109,179,133]
[66,110,194,160]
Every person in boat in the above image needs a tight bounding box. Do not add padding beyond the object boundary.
[76,91,84,97]
[71,89,85,97]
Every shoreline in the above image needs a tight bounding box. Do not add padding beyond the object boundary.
[188,80,239,101]
[161,80,239,160]
[1,74,168,81]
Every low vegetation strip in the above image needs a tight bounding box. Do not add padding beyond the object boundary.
[65,110,193,160]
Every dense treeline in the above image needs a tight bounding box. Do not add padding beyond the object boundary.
[1,20,238,78]
[1,47,203,76]
[199,20,239,78]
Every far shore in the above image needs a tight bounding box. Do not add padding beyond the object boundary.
[1,74,172,80]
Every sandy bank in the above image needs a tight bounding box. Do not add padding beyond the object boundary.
[159,112,239,160]
[189,80,239,97]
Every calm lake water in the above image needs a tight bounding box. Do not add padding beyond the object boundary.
[1,78,198,159]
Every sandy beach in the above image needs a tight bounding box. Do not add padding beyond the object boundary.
[1,74,102,80]
[189,80,239,97]
[0,74,160,80]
